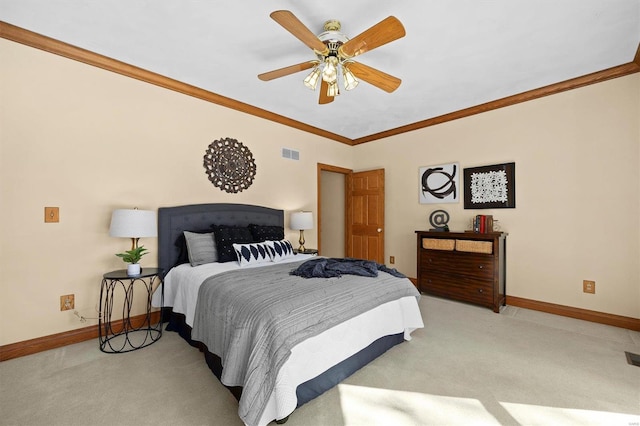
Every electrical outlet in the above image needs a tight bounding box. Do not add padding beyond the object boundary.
[60,294,75,311]
[390,256,395,264]
[583,280,595,294]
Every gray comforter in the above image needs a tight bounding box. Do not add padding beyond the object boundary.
[191,259,420,426]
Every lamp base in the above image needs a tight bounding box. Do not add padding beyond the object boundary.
[298,230,306,252]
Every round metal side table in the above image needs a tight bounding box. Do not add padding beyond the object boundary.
[99,267,163,353]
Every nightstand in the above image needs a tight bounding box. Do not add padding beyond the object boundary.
[295,249,318,255]
[99,267,164,353]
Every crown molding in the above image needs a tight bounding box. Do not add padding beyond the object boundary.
[352,45,640,145]
[2,21,638,146]
[0,21,353,145]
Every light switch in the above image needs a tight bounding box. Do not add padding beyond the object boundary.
[45,207,59,223]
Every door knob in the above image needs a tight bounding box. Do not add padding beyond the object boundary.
[377,228,382,232]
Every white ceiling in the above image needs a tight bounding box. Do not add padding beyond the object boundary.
[1,1,639,141]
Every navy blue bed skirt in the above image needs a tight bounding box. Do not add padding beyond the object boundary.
[166,310,404,419]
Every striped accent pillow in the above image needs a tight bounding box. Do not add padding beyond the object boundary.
[232,242,271,267]
[183,231,218,266]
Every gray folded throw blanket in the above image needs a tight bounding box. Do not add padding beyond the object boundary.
[290,257,406,279]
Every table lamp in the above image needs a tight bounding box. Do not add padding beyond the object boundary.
[290,211,313,252]
[109,208,157,250]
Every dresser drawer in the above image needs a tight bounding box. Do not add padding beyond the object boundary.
[420,273,493,305]
[420,251,494,280]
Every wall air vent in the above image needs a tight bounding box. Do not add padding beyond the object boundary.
[626,352,640,367]
[282,148,299,161]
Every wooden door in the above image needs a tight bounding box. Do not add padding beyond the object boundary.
[346,169,385,264]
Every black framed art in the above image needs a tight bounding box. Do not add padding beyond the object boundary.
[463,162,515,209]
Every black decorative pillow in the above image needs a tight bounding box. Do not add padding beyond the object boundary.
[248,224,285,242]
[212,225,255,263]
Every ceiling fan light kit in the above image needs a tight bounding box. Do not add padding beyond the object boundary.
[303,65,321,90]
[326,81,340,97]
[259,10,406,104]
[342,64,359,91]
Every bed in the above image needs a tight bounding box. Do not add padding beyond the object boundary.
[151,203,423,426]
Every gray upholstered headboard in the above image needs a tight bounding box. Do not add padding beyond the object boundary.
[157,203,284,277]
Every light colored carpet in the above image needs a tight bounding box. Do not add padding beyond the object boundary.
[1,296,639,426]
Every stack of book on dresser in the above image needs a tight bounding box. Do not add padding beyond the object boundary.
[472,215,494,233]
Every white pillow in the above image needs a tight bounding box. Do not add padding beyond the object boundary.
[232,242,271,267]
[264,239,296,262]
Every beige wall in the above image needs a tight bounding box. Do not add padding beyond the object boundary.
[353,74,640,319]
[0,39,353,345]
[1,39,638,347]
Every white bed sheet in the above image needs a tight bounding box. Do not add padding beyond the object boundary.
[151,258,424,426]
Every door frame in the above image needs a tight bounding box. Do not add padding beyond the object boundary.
[317,163,352,255]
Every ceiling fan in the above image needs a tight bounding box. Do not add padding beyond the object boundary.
[258,10,406,105]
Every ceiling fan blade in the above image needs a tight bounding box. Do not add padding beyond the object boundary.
[258,61,317,81]
[318,79,334,104]
[347,62,402,93]
[270,10,329,55]
[339,16,406,59]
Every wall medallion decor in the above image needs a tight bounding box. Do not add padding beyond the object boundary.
[203,137,257,193]
[463,162,515,209]
[419,163,459,204]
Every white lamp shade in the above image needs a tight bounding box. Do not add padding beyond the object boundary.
[109,209,157,238]
[290,211,313,230]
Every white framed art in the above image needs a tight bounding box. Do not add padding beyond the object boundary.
[419,163,459,204]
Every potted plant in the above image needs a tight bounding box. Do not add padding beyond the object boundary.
[115,246,149,276]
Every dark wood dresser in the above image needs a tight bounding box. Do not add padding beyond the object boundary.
[416,230,507,313]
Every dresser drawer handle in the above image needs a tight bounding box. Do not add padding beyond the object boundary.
[478,288,484,293]
[478,265,483,269]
